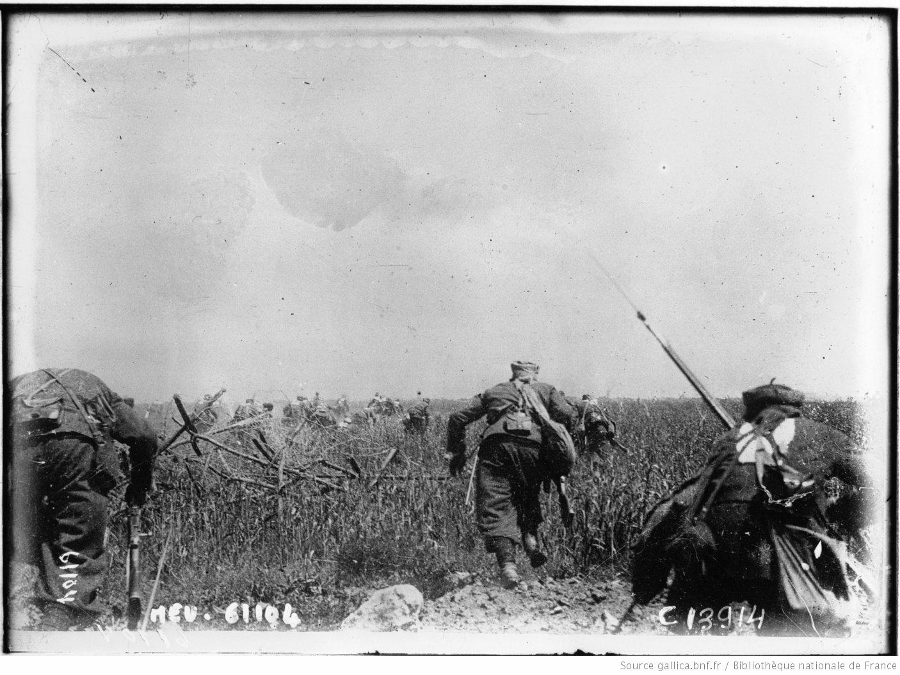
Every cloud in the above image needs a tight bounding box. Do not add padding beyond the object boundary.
[260,128,497,231]
[260,128,406,231]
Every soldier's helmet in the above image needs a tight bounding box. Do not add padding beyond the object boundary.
[263,402,274,411]
[741,382,804,421]
[246,398,254,404]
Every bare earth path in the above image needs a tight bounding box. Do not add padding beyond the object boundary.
[420,573,668,635]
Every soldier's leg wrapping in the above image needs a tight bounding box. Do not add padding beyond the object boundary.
[35,437,111,619]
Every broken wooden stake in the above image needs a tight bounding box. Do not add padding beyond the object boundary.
[159,388,225,454]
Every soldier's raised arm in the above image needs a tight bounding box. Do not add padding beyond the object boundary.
[547,386,578,429]
[446,394,487,459]
[109,394,158,506]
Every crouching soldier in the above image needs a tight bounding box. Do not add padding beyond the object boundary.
[9,368,158,629]
[403,394,431,434]
[446,361,577,589]
[631,382,872,636]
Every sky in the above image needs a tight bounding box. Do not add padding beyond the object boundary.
[6,11,893,411]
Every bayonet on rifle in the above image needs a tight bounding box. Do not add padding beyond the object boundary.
[588,252,736,430]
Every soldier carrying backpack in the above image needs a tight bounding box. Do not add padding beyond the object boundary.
[9,368,158,629]
[631,382,872,636]
[446,361,577,589]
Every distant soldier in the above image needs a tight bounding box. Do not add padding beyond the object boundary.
[297,396,313,421]
[282,396,300,422]
[447,361,577,588]
[334,395,350,417]
[232,398,256,423]
[568,394,618,457]
[261,402,274,416]
[631,382,872,636]
[310,403,336,428]
[364,393,385,426]
[193,393,218,433]
[9,368,158,629]
[312,392,321,408]
[403,393,431,434]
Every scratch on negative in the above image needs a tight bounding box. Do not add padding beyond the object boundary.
[48,47,95,92]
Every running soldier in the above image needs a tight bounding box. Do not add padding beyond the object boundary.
[192,393,218,433]
[233,398,261,423]
[309,403,336,428]
[334,395,350,418]
[403,393,431,434]
[9,368,158,629]
[446,361,577,588]
[631,382,872,636]
[568,394,619,457]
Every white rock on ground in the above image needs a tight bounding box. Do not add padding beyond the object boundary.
[340,584,424,632]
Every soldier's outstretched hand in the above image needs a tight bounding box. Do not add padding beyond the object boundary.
[125,484,148,507]
[447,452,466,477]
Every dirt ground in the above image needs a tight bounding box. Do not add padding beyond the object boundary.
[421,569,676,635]
[418,568,880,639]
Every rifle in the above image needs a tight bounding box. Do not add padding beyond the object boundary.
[555,476,575,528]
[125,506,143,630]
[588,253,736,430]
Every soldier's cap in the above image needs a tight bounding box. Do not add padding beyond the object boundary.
[510,361,539,375]
[582,394,591,400]
[245,398,254,403]
[263,402,274,410]
[742,382,804,416]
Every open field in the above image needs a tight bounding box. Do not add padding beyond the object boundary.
[94,396,872,633]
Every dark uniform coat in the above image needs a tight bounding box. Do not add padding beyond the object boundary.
[632,405,869,634]
[448,380,576,548]
[10,368,158,621]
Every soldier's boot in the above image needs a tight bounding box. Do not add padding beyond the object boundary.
[499,562,520,589]
[493,537,520,589]
[522,532,547,569]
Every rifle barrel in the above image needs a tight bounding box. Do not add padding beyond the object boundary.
[637,314,736,429]
[126,507,142,630]
[587,253,736,430]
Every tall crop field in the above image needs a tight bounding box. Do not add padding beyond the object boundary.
[100,397,867,630]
